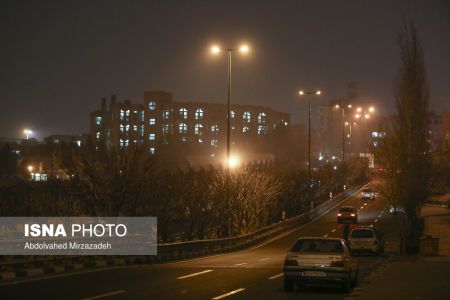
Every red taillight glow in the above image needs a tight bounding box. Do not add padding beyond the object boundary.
[337,213,342,216]
[351,213,355,217]
[284,259,298,266]
[330,260,345,267]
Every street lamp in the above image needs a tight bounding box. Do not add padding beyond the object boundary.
[210,43,250,167]
[355,106,375,154]
[298,89,322,208]
[23,129,33,140]
[334,103,353,162]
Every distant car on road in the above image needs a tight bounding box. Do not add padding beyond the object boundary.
[348,226,384,255]
[283,237,358,292]
[389,205,405,214]
[337,206,358,224]
[360,188,375,201]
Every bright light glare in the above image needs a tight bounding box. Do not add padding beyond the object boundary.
[356,107,362,113]
[348,104,352,108]
[227,155,240,168]
[316,90,321,95]
[239,44,250,54]
[355,114,361,119]
[211,45,221,54]
[27,165,33,172]
[365,114,370,119]
[369,106,375,113]
[335,104,340,109]
[299,90,304,95]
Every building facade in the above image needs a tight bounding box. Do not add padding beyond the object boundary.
[90,91,290,164]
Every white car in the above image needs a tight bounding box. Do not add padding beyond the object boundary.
[284,237,358,292]
[348,226,383,255]
[360,188,375,201]
[389,205,405,214]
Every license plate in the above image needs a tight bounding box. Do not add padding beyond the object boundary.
[301,271,326,277]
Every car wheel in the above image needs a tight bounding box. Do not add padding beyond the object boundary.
[352,269,359,287]
[284,279,294,292]
[342,273,352,293]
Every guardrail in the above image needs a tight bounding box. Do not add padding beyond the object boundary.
[0,183,367,279]
[156,184,364,261]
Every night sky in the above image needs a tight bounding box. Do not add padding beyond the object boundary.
[1,0,449,140]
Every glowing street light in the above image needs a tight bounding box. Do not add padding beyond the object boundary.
[210,42,251,168]
[28,165,33,173]
[24,129,33,140]
[354,105,376,154]
[298,89,322,208]
[226,155,241,169]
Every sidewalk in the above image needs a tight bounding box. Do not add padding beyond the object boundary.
[349,205,450,300]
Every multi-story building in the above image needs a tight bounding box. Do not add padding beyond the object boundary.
[90,91,290,165]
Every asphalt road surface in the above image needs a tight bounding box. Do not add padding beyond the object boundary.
[0,184,396,300]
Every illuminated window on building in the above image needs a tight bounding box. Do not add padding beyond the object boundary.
[195,124,203,135]
[95,116,102,126]
[211,139,218,147]
[133,125,138,131]
[179,108,188,119]
[243,112,251,123]
[125,110,130,117]
[120,124,124,133]
[179,123,187,133]
[120,109,125,121]
[149,133,156,141]
[75,140,81,147]
[140,126,144,137]
[198,138,204,143]
[195,108,204,119]
[149,118,156,125]
[242,126,249,133]
[163,124,170,135]
[283,121,289,126]
[181,136,188,142]
[230,110,235,118]
[125,125,130,132]
[149,147,155,154]
[148,101,156,110]
[163,110,170,120]
[211,125,219,133]
[96,132,100,139]
[258,125,267,135]
[258,112,266,124]
[140,111,145,122]
[119,139,129,148]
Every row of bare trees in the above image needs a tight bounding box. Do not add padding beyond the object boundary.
[0,141,366,242]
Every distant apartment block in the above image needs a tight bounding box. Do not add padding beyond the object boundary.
[90,91,290,161]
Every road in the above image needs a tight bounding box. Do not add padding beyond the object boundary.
[0,184,397,300]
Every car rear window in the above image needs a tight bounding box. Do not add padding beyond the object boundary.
[339,207,355,212]
[290,239,344,253]
[350,229,374,238]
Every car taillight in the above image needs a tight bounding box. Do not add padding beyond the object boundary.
[351,213,355,217]
[284,259,298,266]
[330,260,345,267]
[337,213,342,216]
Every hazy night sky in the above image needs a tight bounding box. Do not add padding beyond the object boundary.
[1,0,449,140]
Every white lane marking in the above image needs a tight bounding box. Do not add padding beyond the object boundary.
[177,269,213,279]
[234,262,247,266]
[212,288,246,299]
[331,228,336,233]
[374,219,378,223]
[81,290,126,300]
[259,257,269,261]
[323,234,329,237]
[268,273,284,280]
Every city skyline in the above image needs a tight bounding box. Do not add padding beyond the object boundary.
[1,0,449,140]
